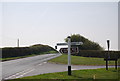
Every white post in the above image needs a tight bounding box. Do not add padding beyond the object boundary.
[68,36,71,75]
[17,38,19,47]
[56,37,83,75]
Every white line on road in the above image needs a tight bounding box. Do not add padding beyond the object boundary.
[5,68,35,79]
[15,69,35,79]
[5,61,48,80]
[4,54,61,80]
[38,62,47,65]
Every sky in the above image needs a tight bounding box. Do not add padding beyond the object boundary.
[0,1,119,50]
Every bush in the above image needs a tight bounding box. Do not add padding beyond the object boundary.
[65,34,104,50]
[2,44,57,58]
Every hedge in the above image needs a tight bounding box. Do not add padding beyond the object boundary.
[73,50,120,59]
[1,44,57,58]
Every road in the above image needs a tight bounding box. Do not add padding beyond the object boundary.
[2,53,61,80]
[2,54,115,80]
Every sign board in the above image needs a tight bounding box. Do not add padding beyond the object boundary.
[59,47,79,54]
[71,42,83,45]
[57,42,83,46]
[59,48,68,54]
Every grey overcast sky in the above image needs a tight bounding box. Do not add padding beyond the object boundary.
[0,1,118,50]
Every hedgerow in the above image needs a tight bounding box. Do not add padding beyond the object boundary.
[1,44,57,58]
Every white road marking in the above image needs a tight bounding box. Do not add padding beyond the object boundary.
[38,61,47,66]
[43,62,47,64]
[15,69,35,78]
[5,70,26,79]
[5,68,35,79]
[5,61,48,80]
[4,54,61,80]
[38,64,42,65]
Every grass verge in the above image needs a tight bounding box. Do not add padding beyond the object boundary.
[48,54,116,66]
[7,68,119,81]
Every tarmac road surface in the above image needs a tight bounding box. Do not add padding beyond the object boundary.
[2,53,61,80]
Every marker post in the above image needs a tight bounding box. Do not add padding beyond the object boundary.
[106,40,109,70]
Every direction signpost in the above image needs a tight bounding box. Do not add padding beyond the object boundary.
[106,40,111,70]
[104,40,118,70]
[106,40,110,70]
[55,36,83,75]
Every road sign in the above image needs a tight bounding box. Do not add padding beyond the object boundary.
[59,48,68,54]
[57,42,83,46]
[71,42,83,45]
[71,47,79,53]
[59,47,79,54]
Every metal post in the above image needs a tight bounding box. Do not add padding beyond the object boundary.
[106,40,110,70]
[107,40,110,59]
[115,60,117,70]
[106,60,108,70]
[68,36,71,75]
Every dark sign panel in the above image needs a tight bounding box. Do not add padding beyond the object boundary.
[59,47,79,54]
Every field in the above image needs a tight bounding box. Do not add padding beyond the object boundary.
[48,54,116,66]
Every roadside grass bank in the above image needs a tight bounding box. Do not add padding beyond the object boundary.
[48,54,116,66]
[7,68,119,81]
[1,51,57,61]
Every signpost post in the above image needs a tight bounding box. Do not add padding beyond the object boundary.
[106,40,110,70]
[55,36,83,75]
[107,40,110,59]
[68,36,71,75]
[104,40,118,70]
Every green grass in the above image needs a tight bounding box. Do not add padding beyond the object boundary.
[13,68,118,80]
[2,51,57,61]
[48,54,116,66]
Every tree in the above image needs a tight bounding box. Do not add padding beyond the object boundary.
[65,34,104,50]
